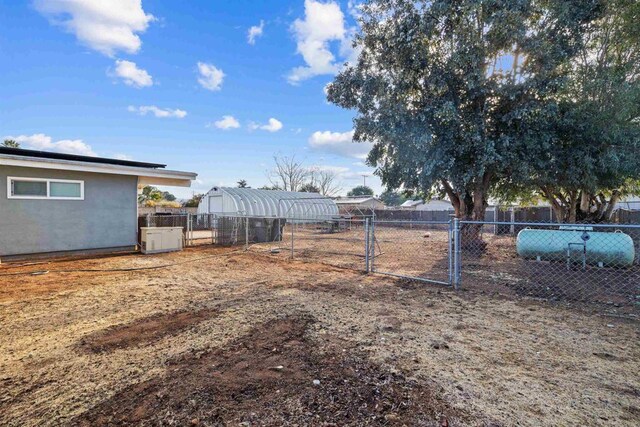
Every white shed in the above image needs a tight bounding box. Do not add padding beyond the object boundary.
[197,187,339,220]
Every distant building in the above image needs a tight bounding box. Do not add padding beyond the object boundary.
[335,196,386,212]
[399,199,453,211]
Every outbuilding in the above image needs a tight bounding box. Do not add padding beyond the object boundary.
[197,187,339,221]
[0,147,196,260]
[334,196,385,212]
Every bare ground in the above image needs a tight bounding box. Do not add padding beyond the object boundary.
[0,245,639,426]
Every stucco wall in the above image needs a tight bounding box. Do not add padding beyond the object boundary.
[0,166,138,256]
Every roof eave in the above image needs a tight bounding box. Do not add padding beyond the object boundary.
[0,154,197,187]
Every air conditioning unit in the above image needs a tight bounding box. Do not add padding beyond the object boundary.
[140,227,184,254]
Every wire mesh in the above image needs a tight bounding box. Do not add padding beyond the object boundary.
[460,221,640,312]
[139,212,640,313]
[371,220,452,285]
[279,218,369,270]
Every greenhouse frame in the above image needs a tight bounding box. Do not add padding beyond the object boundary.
[197,187,339,221]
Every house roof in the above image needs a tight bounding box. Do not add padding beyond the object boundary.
[0,147,197,187]
[335,197,382,205]
[0,146,166,169]
[400,199,423,207]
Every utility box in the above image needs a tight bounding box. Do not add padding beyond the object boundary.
[140,227,183,254]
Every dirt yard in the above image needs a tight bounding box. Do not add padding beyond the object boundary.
[1,246,638,426]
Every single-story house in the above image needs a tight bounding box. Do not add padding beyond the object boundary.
[334,196,386,212]
[0,147,197,260]
[400,199,454,211]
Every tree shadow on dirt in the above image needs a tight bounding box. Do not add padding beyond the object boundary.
[74,316,473,426]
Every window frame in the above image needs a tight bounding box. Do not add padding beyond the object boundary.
[7,176,85,200]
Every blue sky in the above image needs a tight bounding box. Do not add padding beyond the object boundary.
[0,0,381,198]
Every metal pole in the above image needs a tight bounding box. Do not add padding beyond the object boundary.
[291,219,294,259]
[365,218,370,273]
[510,208,515,235]
[370,216,375,272]
[245,216,249,251]
[448,216,454,286]
[187,213,191,247]
[453,217,461,290]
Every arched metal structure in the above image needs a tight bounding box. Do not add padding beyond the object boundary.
[197,187,339,220]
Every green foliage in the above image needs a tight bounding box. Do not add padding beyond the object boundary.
[493,0,640,222]
[2,139,20,148]
[379,190,406,206]
[162,191,177,202]
[138,186,176,205]
[347,185,374,197]
[327,0,602,220]
[182,193,203,208]
[237,179,248,188]
[258,185,282,190]
[299,183,320,193]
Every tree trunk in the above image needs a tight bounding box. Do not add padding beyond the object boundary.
[441,178,489,252]
[602,191,620,222]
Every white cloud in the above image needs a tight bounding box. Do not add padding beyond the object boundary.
[6,133,96,156]
[288,0,348,84]
[34,0,154,57]
[247,20,265,45]
[250,118,283,132]
[113,59,153,87]
[197,62,225,91]
[211,115,240,130]
[308,130,373,159]
[114,153,133,160]
[127,105,187,118]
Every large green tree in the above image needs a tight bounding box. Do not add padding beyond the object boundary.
[379,190,407,206]
[328,0,602,227]
[527,0,640,222]
[347,185,374,197]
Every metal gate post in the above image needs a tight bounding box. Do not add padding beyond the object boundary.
[370,217,375,272]
[448,217,454,286]
[453,217,461,290]
[364,218,370,272]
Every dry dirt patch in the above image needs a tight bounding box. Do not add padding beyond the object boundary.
[74,316,468,426]
[78,308,219,353]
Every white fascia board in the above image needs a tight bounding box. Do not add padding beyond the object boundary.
[0,154,197,187]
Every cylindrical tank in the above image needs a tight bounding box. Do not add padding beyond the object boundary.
[516,228,635,267]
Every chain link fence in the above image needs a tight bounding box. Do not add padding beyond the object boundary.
[459,221,640,311]
[268,217,369,270]
[370,220,452,285]
[139,213,640,312]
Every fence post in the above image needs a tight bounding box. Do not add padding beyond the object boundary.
[370,216,375,272]
[448,216,454,286]
[365,218,370,273]
[245,216,249,251]
[453,217,461,290]
[186,213,191,247]
[290,218,294,259]
[509,208,515,235]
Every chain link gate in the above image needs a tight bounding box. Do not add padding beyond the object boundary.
[366,217,455,286]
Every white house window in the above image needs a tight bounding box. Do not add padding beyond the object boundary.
[8,177,84,200]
